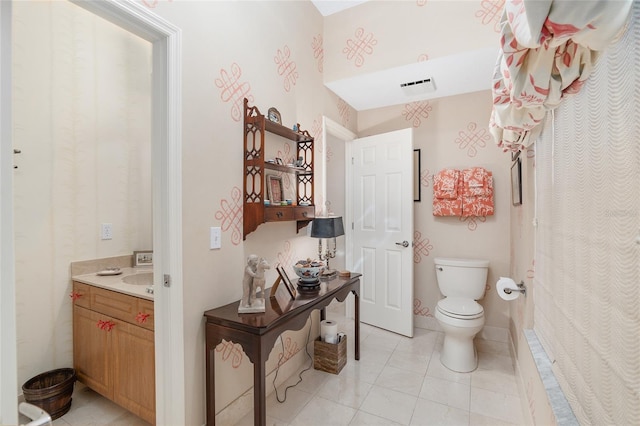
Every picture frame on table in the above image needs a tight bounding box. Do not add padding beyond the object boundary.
[133,250,153,267]
[267,175,284,203]
[276,265,297,299]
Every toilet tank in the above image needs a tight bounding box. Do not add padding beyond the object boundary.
[434,257,489,300]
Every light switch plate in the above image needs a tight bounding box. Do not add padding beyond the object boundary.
[210,227,221,249]
[101,223,113,240]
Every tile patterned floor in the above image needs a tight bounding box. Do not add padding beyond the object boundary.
[19,383,151,426]
[30,309,525,426]
[234,309,526,426]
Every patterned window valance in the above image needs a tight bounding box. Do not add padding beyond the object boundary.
[489,0,633,152]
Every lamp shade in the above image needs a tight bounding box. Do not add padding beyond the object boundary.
[310,216,344,238]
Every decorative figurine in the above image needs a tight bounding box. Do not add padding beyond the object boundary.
[239,255,269,313]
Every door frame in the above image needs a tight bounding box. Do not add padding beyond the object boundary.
[0,1,184,424]
[0,1,17,423]
[321,117,356,317]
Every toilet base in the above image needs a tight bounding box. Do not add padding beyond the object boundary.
[440,334,478,373]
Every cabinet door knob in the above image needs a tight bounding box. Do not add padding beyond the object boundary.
[276,212,283,218]
[302,212,307,217]
[69,291,82,301]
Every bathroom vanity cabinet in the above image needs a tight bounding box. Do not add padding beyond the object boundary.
[243,98,315,239]
[72,281,155,424]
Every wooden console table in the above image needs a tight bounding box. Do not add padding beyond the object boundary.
[204,273,361,426]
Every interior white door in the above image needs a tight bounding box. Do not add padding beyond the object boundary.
[350,128,414,337]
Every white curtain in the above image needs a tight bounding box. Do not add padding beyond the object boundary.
[490,0,632,152]
[534,3,640,424]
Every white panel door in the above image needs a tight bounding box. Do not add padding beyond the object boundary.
[350,128,413,337]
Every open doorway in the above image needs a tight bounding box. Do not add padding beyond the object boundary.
[0,1,183,424]
[12,1,152,422]
[322,117,356,318]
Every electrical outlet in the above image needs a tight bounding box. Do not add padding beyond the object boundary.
[210,227,221,249]
[101,223,113,240]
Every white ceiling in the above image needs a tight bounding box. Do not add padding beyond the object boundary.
[326,47,498,111]
[311,0,369,16]
[311,0,498,112]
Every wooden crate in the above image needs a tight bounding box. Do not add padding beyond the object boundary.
[313,336,347,374]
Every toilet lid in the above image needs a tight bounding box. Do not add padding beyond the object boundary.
[437,297,484,319]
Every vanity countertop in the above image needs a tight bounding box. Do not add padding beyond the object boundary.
[72,267,154,301]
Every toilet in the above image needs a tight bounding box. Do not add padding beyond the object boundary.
[434,257,489,372]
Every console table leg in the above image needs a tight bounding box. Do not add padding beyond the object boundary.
[206,346,216,425]
[354,292,360,360]
[254,360,266,426]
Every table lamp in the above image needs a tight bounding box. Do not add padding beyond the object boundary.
[310,216,345,277]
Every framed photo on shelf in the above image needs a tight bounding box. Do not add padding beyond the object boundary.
[133,250,153,267]
[267,175,284,203]
[276,265,296,299]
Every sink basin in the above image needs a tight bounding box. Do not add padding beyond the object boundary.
[122,272,153,286]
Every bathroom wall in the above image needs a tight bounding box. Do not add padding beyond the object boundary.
[506,4,640,426]
[137,1,357,423]
[8,1,527,424]
[322,1,499,82]
[12,2,152,389]
[143,2,506,422]
[357,91,511,337]
[508,122,553,425]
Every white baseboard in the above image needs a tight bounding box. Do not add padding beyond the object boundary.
[510,329,535,426]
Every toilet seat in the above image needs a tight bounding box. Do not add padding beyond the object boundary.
[437,297,483,320]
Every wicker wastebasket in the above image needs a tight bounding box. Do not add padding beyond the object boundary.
[22,368,76,420]
[313,336,347,374]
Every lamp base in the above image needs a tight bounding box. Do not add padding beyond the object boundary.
[297,281,320,291]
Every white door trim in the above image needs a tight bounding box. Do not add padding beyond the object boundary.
[0,1,184,424]
[321,117,356,318]
[321,117,356,210]
[0,2,18,424]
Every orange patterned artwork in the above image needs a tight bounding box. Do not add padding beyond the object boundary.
[433,169,463,216]
[433,167,494,217]
[462,168,494,217]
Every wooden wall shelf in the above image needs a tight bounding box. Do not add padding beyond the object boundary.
[243,98,315,239]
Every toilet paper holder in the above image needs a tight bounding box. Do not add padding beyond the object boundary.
[503,280,526,296]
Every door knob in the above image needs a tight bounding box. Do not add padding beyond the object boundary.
[395,240,409,248]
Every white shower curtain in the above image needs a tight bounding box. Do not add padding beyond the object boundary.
[489,0,632,152]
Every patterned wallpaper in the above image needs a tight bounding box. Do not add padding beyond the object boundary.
[323,1,502,82]
[144,1,340,422]
[533,5,640,424]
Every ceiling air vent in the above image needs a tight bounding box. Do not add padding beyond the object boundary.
[400,78,436,96]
